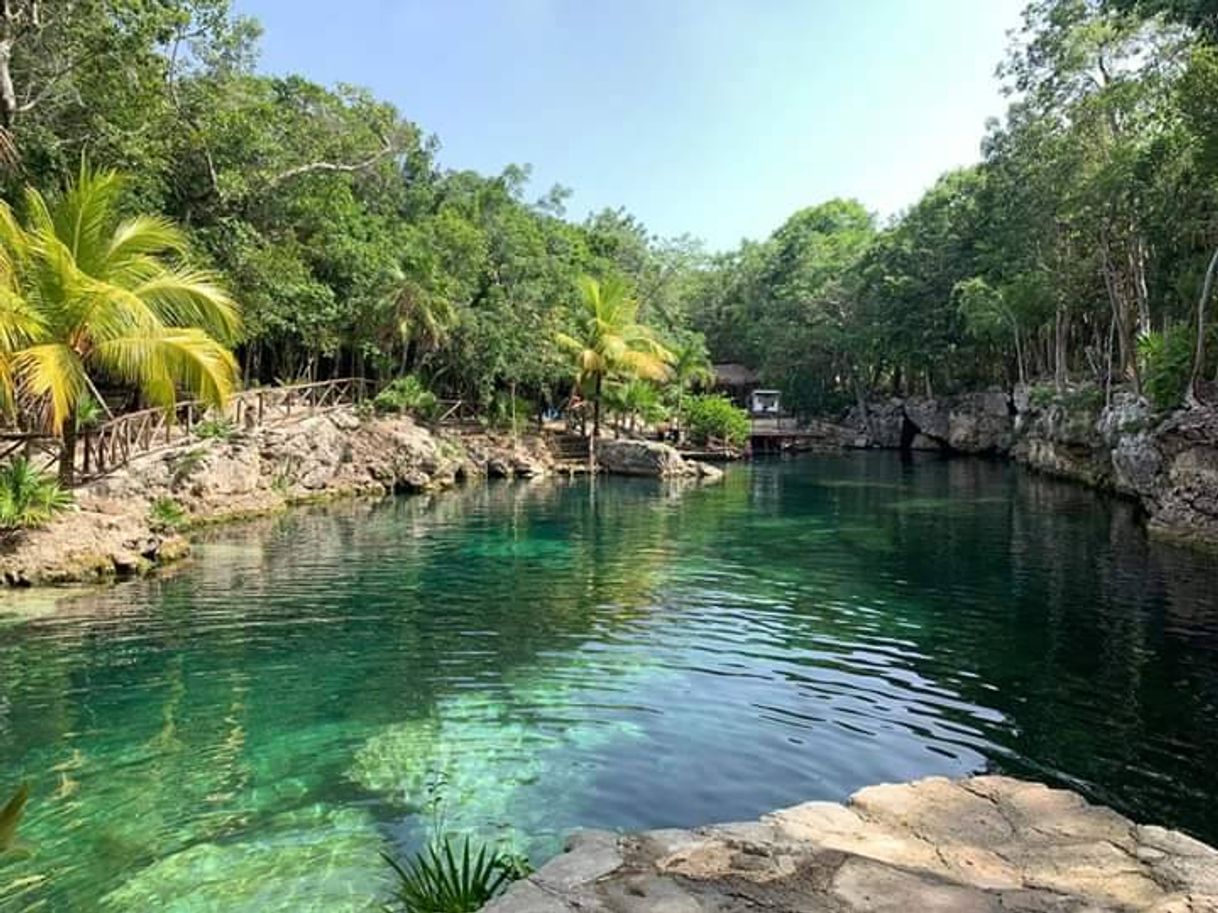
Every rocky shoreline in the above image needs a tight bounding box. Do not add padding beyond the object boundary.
[485,775,1218,912]
[0,409,719,589]
[847,389,1218,549]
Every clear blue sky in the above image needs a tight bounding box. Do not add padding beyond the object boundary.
[232,0,1024,249]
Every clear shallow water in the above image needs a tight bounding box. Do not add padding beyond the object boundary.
[2,454,1218,910]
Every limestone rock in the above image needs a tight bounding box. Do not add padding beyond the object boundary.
[1,409,485,587]
[596,439,701,478]
[482,775,1218,913]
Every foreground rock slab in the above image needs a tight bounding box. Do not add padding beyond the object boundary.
[485,776,1218,912]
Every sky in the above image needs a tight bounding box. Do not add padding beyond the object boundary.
[232,0,1026,250]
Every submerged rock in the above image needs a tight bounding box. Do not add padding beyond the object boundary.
[483,775,1218,912]
[100,807,387,913]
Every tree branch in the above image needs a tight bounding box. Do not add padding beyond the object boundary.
[262,137,397,191]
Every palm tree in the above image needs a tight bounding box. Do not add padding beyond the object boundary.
[669,335,714,440]
[381,266,456,375]
[555,275,671,443]
[0,163,240,482]
[611,378,667,436]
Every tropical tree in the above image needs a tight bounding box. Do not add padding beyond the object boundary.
[668,334,714,438]
[555,275,671,440]
[605,378,666,436]
[0,164,241,482]
[379,265,457,375]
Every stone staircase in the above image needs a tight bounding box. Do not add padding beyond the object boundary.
[548,432,591,469]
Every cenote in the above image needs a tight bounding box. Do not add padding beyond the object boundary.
[2,454,1218,911]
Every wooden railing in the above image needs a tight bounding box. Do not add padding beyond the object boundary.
[0,377,373,483]
[432,399,477,426]
[0,434,61,475]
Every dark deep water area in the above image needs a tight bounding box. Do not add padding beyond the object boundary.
[2,453,1217,911]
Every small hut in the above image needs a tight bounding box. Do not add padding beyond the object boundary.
[712,363,759,408]
[748,389,781,416]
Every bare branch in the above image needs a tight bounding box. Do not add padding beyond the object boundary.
[262,137,398,191]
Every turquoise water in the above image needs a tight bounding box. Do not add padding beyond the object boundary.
[2,454,1218,910]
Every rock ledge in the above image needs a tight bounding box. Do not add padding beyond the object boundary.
[485,775,1218,912]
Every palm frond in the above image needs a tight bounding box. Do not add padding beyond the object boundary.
[103,215,188,273]
[93,328,238,410]
[12,343,88,432]
[130,268,242,344]
[52,163,125,274]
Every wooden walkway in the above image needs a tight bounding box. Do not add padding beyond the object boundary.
[0,377,374,484]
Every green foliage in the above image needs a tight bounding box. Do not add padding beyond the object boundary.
[605,379,667,432]
[556,275,673,436]
[681,395,750,448]
[149,496,187,530]
[487,391,534,432]
[1027,383,1105,413]
[374,376,439,418]
[0,783,28,853]
[74,395,106,432]
[0,458,74,530]
[1028,384,1057,408]
[1139,325,1206,411]
[2,0,1216,427]
[195,416,236,440]
[382,837,529,913]
[0,163,240,487]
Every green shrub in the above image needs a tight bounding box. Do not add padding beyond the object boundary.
[488,391,534,432]
[148,496,187,530]
[75,394,106,431]
[1028,384,1056,408]
[375,376,439,418]
[195,416,236,440]
[1138,324,1213,412]
[383,837,530,913]
[1027,382,1103,414]
[681,394,750,447]
[0,458,74,530]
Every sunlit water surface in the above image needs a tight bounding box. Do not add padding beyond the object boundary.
[2,454,1218,911]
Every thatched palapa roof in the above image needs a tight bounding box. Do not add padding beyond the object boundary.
[713,363,759,388]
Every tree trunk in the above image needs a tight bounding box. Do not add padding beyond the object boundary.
[0,38,17,130]
[1131,234,1152,339]
[509,381,518,441]
[1054,302,1068,391]
[1189,246,1218,404]
[58,413,78,486]
[852,370,873,440]
[1105,312,1116,410]
[593,374,602,439]
[1012,324,1026,387]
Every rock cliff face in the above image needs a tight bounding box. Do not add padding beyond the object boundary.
[483,775,1218,913]
[848,391,1015,454]
[848,390,1218,549]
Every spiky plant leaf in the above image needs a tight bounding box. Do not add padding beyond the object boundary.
[383,836,522,912]
[0,783,28,852]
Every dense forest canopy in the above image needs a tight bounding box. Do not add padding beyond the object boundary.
[0,0,1215,418]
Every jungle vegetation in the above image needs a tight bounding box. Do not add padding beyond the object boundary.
[0,0,1212,441]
